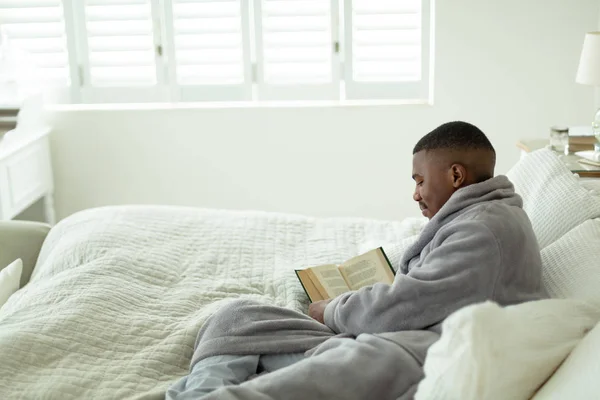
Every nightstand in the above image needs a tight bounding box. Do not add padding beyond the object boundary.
[0,129,55,224]
[517,139,600,179]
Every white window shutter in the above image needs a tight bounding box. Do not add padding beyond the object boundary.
[254,0,339,101]
[344,0,431,101]
[0,0,73,102]
[73,0,167,103]
[163,0,251,101]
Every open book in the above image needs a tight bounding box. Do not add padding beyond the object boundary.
[295,247,395,302]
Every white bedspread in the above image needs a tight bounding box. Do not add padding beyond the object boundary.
[0,206,425,399]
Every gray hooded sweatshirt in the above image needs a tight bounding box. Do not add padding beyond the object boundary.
[324,175,545,335]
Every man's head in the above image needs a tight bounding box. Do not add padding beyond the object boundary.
[412,121,496,219]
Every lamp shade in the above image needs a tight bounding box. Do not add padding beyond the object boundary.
[576,32,600,85]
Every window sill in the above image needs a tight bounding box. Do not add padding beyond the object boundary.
[45,99,433,112]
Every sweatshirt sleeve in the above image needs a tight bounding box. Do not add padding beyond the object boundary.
[323,221,502,335]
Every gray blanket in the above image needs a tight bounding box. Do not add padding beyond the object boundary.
[190,299,439,400]
[191,299,346,366]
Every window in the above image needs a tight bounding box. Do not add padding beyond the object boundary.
[164,0,252,101]
[0,0,432,104]
[72,0,167,103]
[0,0,73,102]
[345,0,430,100]
[254,0,338,100]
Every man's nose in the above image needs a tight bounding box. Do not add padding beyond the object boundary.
[413,189,422,202]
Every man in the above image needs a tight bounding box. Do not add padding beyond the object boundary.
[167,121,545,400]
[308,120,543,336]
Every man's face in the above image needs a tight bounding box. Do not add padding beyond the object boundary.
[411,150,457,219]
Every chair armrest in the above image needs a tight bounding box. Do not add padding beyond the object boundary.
[0,221,51,288]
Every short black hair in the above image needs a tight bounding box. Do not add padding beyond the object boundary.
[413,121,495,155]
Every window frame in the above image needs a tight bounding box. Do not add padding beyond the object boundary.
[68,0,169,104]
[1,0,434,105]
[343,0,432,101]
[252,0,341,101]
[162,0,253,102]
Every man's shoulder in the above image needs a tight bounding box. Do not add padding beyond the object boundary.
[448,200,533,241]
[470,200,529,224]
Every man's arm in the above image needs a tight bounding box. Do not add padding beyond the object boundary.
[323,221,502,335]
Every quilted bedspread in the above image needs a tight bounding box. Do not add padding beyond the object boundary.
[0,206,425,399]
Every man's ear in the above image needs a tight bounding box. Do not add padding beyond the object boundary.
[450,164,466,188]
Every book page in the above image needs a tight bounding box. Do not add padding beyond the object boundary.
[339,248,395,291]
[308,264,351,298]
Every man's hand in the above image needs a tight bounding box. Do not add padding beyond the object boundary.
[308,299,333,324]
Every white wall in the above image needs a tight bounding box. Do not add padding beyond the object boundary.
[45,0,599,222]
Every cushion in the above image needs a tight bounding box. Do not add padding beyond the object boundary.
[0,221,51,288]
[532,321,600,399]
[414,299,600,400]
[0,259,23,309]
[540,218,600,301]
[506,149,600,249]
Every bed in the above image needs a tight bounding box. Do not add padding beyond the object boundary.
[1,148,600,399]
[0,205,424,399]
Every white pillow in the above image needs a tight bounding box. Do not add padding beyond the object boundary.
[0,259,23,309]
[532,321,600,399]
[540,218,600,301]
[415,299,600,400]
[506,149,600,249]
